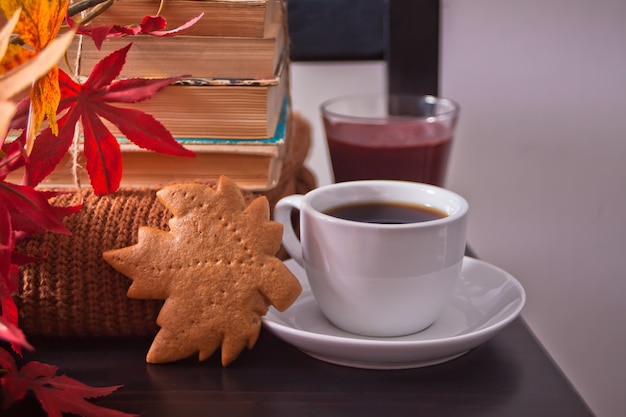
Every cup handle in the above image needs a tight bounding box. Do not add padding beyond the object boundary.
[274,195,304,266]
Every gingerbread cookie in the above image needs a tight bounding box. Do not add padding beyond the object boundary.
[102,176,302,366]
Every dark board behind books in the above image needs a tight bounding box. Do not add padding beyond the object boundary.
[287,0,440,96]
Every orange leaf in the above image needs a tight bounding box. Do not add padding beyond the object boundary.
[31,66,61,132]
[1,0,67,50]
[0,43,35,74]
[0,29,75,102]
[1,14,75,139]
[1,0,69,152]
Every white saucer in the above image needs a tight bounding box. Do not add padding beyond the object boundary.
[262,256,526,370]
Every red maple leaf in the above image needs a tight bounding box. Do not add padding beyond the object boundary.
[0,202,21,353]
[1,135,81,353]
[0,349,137,417]
[0,317,32,351]
[0,136,79,242]
[10,43,194,195]
[0,181,80,353]
[69,13,204,49]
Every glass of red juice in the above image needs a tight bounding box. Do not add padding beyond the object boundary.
[321,94,460,186]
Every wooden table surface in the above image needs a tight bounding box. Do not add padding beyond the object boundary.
[6,317,592,417]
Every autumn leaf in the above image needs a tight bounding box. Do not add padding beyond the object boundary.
[70,13,204,49]
[0,202,20,353]
[1,133,80,355]
[10,43,194,195]
[103,176,302,366]
[0,0,70,152]
[0,11,75,98]
[0,351,138,417]
[0,182,75,237]
[0,8,20,68]
[0,178,81,356]
[0,131,23,178]
[1,10,78,355]
[0,176,80,354]
[1,10,75,139]
[0,316,32,350]
[1,9,134,417]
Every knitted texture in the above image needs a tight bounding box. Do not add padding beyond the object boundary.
[15,113,316,338]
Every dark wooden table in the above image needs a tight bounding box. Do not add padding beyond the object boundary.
[6,316,593,417]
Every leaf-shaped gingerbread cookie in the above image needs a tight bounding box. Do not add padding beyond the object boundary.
[103,176,302,366]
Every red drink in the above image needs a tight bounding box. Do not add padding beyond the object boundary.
[321,94,459,186]
[324,120,454,186]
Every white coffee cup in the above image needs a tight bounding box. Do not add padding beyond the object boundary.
[274,180,468,337]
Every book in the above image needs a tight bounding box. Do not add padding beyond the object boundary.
[102,62,288,140]
[9,100,292,191]
[5,0,294,191]
[73,1,286,80]
[89,0,282,38]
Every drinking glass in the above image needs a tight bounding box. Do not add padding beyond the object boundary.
[321,94,460,186]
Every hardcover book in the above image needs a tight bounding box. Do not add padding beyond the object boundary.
[71,0,285,80]
[102,60,288,140]
[8,100,292,191]
[90,0,282,38]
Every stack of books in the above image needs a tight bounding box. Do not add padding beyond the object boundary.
[66,0,290,190]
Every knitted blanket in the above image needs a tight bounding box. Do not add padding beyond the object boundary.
[15,113,316,337]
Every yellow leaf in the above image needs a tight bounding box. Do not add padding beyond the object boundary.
[5,0,68,49]
[0,8,21,136]
[25,66,61,151]
[1,43,35,74]
[0,29,74,100]
[1,27,75,139]
[0,0,69,149]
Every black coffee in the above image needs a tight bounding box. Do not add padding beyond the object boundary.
[324,202,447,224]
